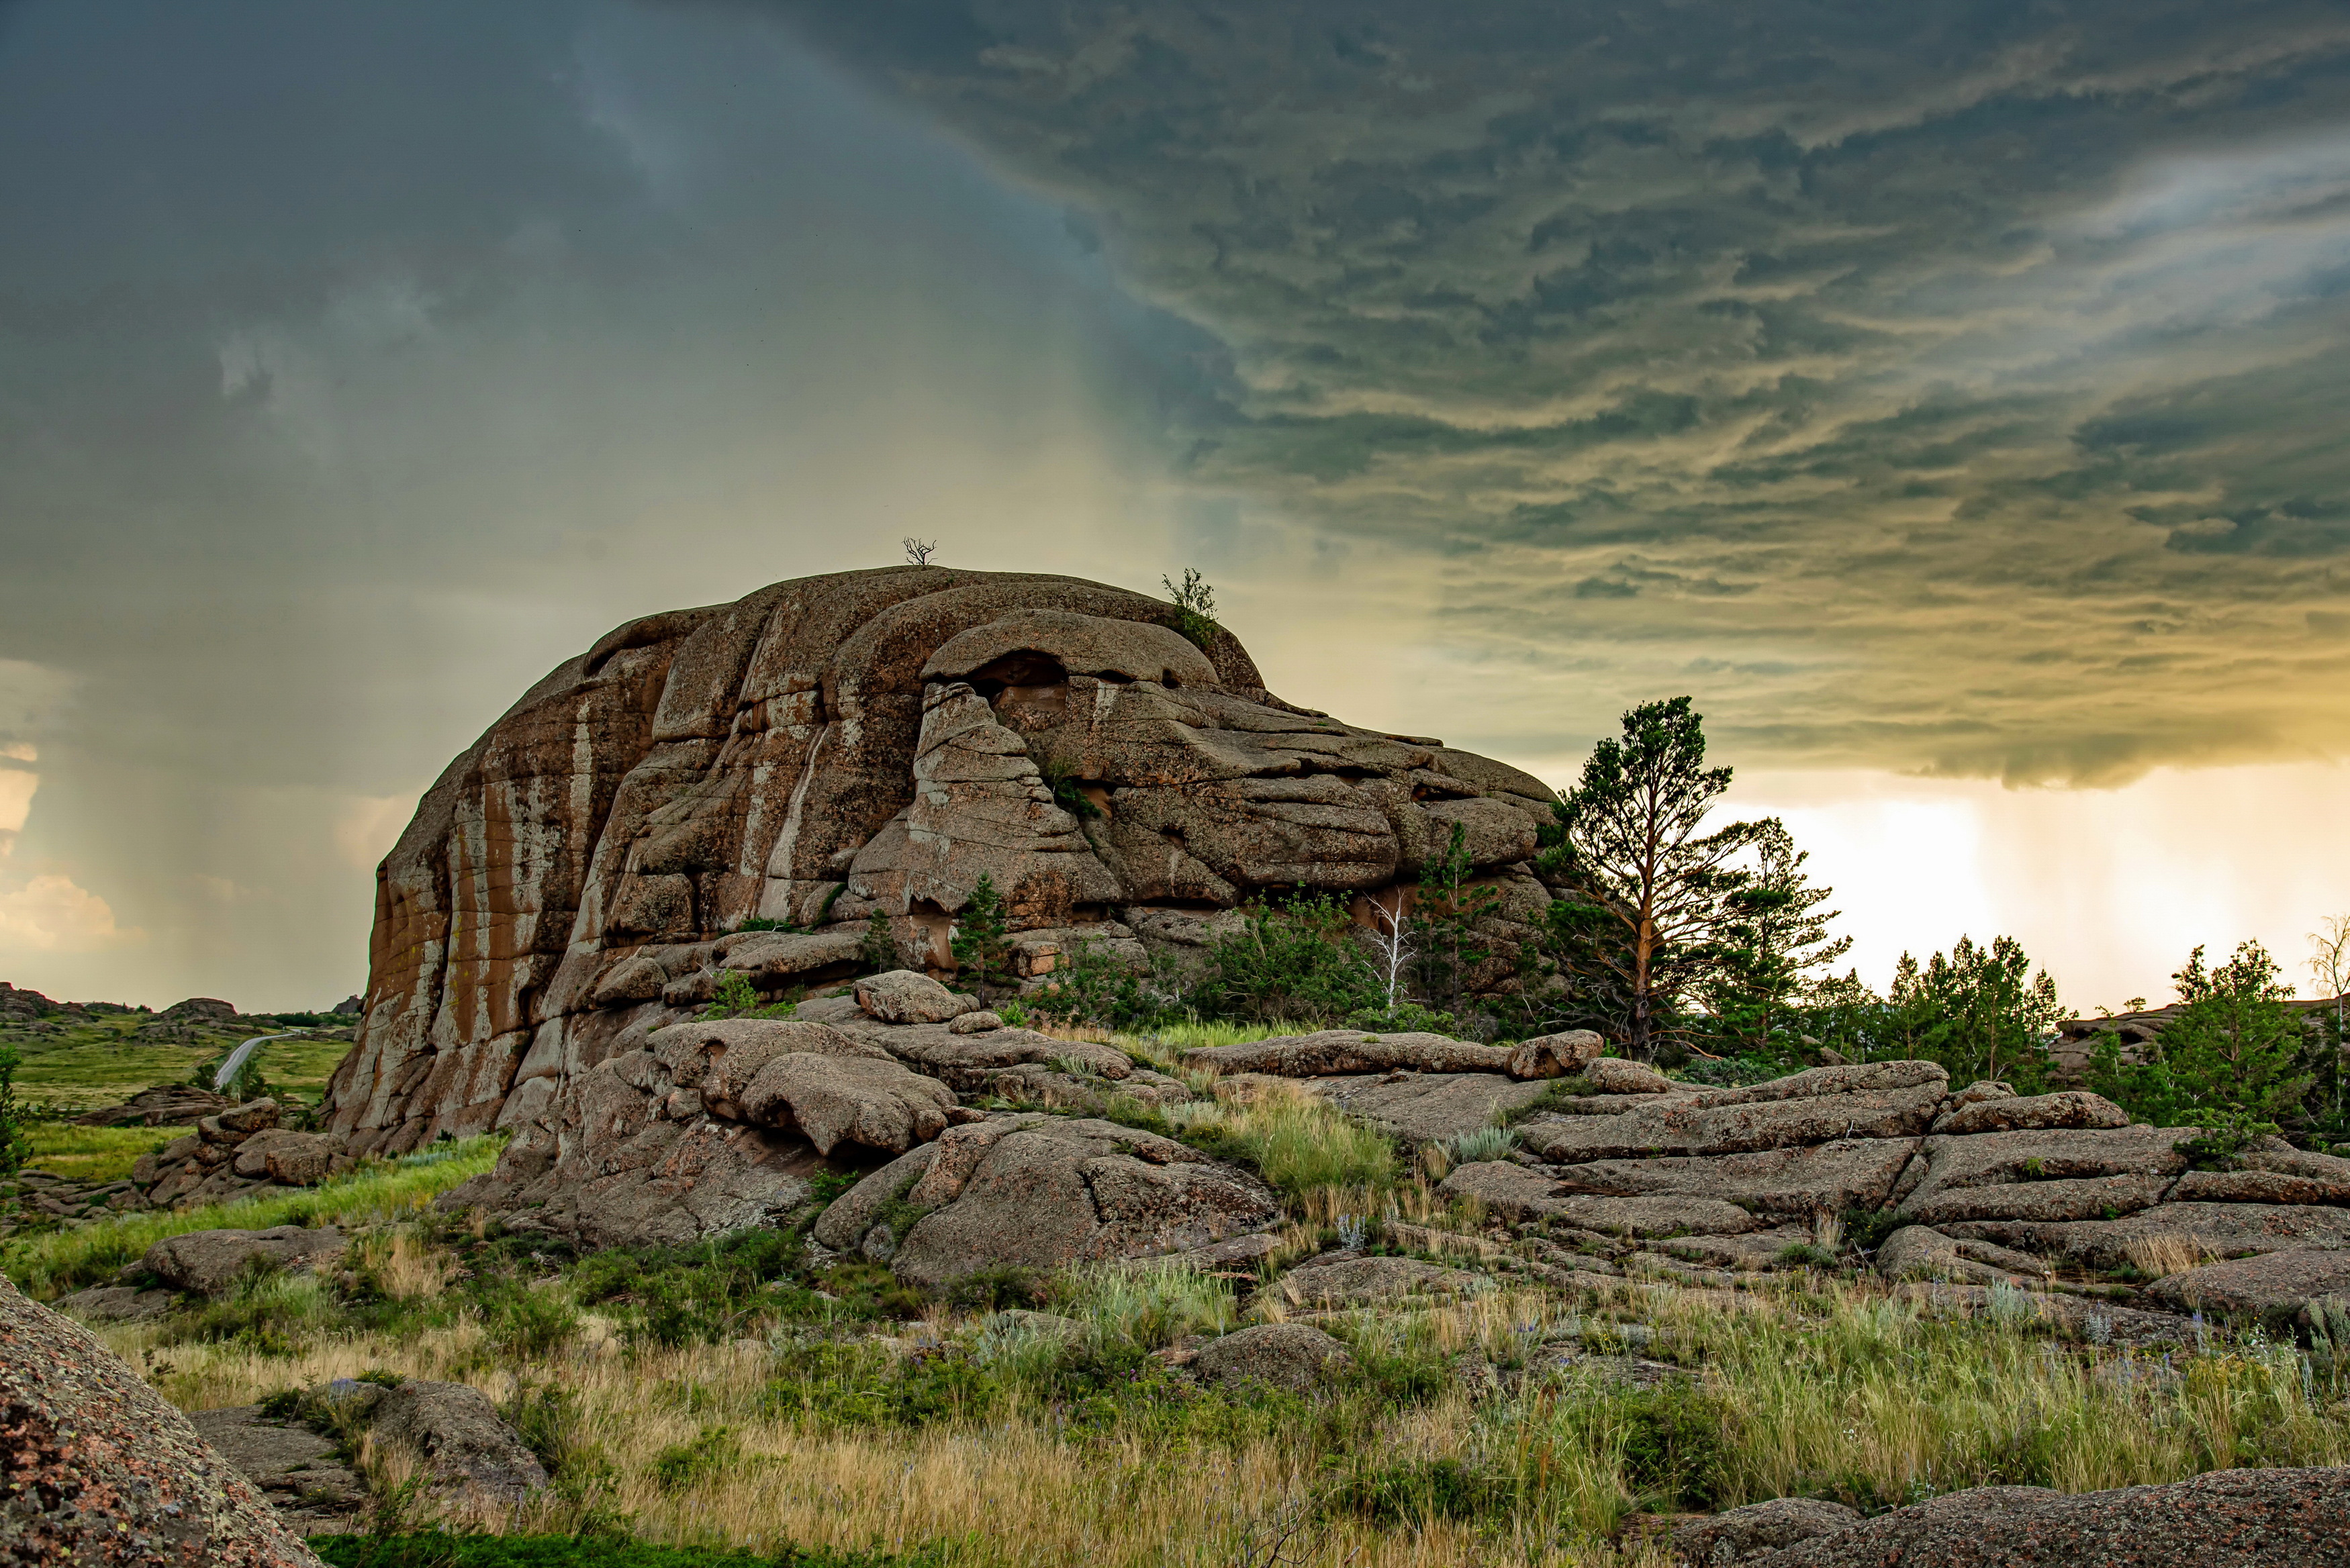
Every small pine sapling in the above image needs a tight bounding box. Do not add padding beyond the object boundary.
[861,909,899,973]
[1162,567,1221,652]
[951,873,1013,1001]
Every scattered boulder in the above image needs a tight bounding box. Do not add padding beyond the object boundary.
[1190,1323,1354,1393]
[1276,1255,1489,1308]
[134,1099,356,1207]
[1185,1030,1515,1078]
[949,1010,1004,1034]
[1674,1497,1862,1566]
[1507,1030,1604,1079]
[0,1273,325,1566]
[812,1114,1279,1289]
[1577,1059,1681,1095]
[1742,1467,2350,1567]
[137,1226,348,1295]
[855,969,978,1026]
[2145,1250,2350,1330]
[370,1379,549,1505]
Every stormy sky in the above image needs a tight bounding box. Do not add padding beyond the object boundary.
[4,0,2349,1010]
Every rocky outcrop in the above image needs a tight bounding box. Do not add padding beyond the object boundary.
[1738,1467,2350,1567]
[0,1273,325,1566]
[1190,1323,1354,1392]
[74,1084,237,1128]
[324,567,1560,1157]
[1186,1030,1521,1079]
[811,1114,1279,1288]
[132,1099,354,1209]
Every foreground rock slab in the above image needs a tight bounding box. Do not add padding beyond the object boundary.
[1742,1467,2350,1567]
[2145,1250,2350,1330]
[1190,1323,1354,1392]
[0,1273,325,1566]
[371,1379,549,1506]
[138,1226,347,1296]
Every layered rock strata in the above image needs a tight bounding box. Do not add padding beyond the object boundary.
[326,568,1560,1156]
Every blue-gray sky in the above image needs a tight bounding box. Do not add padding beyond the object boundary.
[3,0,2349,1008]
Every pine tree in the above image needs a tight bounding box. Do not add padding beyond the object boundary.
[1540,697,1765,1060]
[1889,935,2061,1087]
[1409,822,1499,1019]
[1703,819,1852,1053]
[950,874,1013,1001]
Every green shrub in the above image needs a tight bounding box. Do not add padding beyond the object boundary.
[0,1046,32,1177]
[1162,567,1221,652]
[1205,895,1380,1026]
[1029,941,1184,1032]
[1329,1456,1515,1527]
[650,1424,743,1493]
[860,910,897,973]
[312,1537,927,1567]
[1611,1381,1731,1509]
[1443,1126,1519,1165]
[477,1277,583,1359]
[704,971,794,1021]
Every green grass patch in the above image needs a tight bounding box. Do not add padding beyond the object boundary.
[1,1015,352,1112]
[1,1135,502,1299]
[312,1536,929,1567]
[18,1121,194,1182]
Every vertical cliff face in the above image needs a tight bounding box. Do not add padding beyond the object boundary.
[325,567,1561,1156]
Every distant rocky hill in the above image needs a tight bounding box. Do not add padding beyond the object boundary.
[325,567,1562,1156]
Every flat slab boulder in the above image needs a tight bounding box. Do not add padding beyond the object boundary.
[139,1225,347,1296]
[1943,1201,2350,1272]
[187,1406,364,1530]
[1930,1090,2128,1136]
[812,1114,1278,1289]
[1903,1171,2172,1227]
[1548,1138,1918,1217]
[864,1024,1137,1091]
[1308,1071,1554,1142]
[1895,1123,2188,1214]
[1440,1159,1759,1236]
[1686,1061,1947,1108]
[1743,1467,2350,1567]
[1185,1030,1514,1078]
[2145,1250,2350,1329]
[0,1274,324,1566]
[1521,1085,1944,1164]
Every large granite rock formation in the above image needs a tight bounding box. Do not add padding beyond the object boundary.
[325,568,1559,1157]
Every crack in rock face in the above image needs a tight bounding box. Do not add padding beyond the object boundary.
[322,567,1561,1159]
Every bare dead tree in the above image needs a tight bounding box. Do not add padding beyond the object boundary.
[1366,890,1413,1011]
[902,538,938,565]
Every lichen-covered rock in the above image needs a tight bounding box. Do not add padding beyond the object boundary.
[369,1379,549,1506]
[228,1128,344,1185]
[0,1273,325,1566]
[1674,1497,1863,1565]
[812,1114,1279,1288]
[324,568,1560,1155]
[2144,1250,2350,1329]
[1190,1323,1354,1392]
[1742,1468,2350,1567]
[186,1407,364,1534]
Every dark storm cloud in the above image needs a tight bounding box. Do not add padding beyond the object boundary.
[761,0,2350,781]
